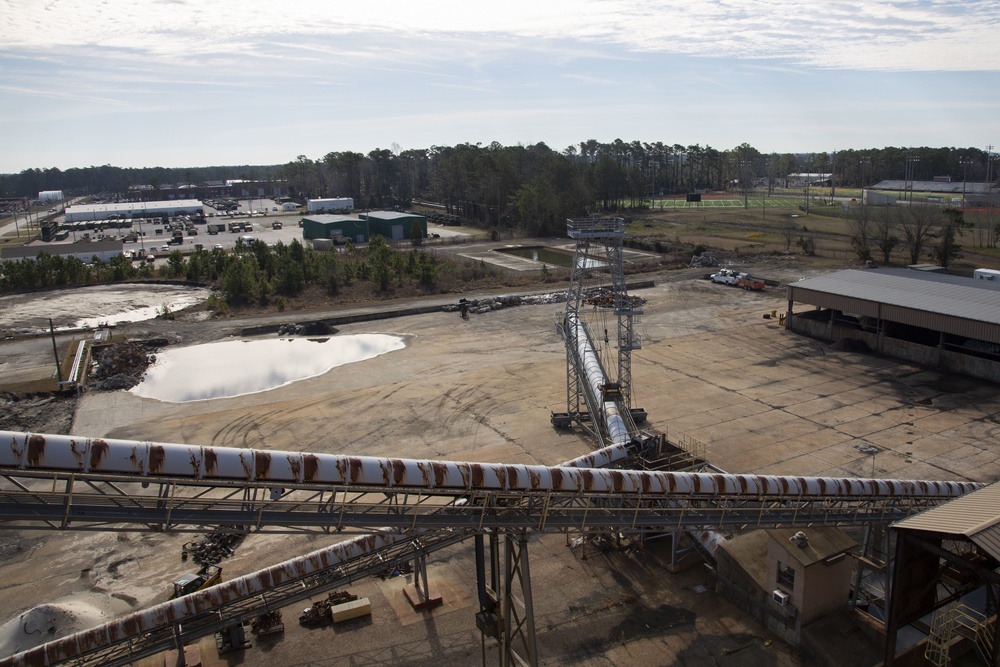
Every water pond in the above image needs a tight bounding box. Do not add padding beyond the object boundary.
[131,333,407,402]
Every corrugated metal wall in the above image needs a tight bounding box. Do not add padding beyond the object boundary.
[789,286,1000,344]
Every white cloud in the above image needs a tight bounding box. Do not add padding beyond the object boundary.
[2,0,998,72]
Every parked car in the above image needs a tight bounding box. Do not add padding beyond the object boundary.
[160,245,170,252]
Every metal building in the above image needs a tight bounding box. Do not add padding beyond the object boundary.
[360,211,428,242]
[64,200,204,223]
[786,269,1000,383]
[300,214,368,243]
[884,482,1000,666]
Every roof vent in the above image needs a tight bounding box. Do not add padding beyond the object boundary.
[790,531,809,548]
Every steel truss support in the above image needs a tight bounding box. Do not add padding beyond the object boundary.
[501,531,538,667]
[475,531,538,667]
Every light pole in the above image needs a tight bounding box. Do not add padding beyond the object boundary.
[762,157,770,220]
[859,157,872,204]
[740,160,751,209]
[959,156,973,210]
[905,154,920,202]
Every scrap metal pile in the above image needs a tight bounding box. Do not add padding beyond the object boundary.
[181,527,248,566]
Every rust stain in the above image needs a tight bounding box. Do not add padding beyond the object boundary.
[528,469,541,489]
[712,474,727,494]
[303,454,320,481]
[349,458,364,484]
[418,462,431,487]
[495,466,507,489]
[391,459,406,485]
[550,467,564,490]
[336,458,348,483]
[431,462,448,487]
[254,451,272,480]
[26,434,45,467]
[471,464,485,488]
[640,473,651,494]
[692,475,701,494]
[610,470,625,493]
[203,447,218,476]
[68,439,86,468]
[456,462,471,488]
[505,466,518,489]
[89,439,109,469]
[581,469,594,491]
[128,446,141,471]
[288,455,301,481]
[148,445,166,474]
[240,452,253,480]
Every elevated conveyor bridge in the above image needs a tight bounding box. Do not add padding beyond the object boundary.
[0,430,980,667]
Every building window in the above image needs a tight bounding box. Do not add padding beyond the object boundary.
[777,562,795,590]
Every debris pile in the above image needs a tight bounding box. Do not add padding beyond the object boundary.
[376,561,413,580]
[250,610,284,636]
[584,288,645,309]
[443,287,643,317]
[277,321,337,336]
[689,253,720,268]
[181,527,247,566]
[90,339,168,391]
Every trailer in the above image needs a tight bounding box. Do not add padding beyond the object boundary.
[736,273,765,291]
[974,268,1000,282]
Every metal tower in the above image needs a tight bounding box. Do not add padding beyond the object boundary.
[555,215,643,445]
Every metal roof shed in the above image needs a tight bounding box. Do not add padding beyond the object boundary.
[884,483,1000,666]
[786,269,1000,382]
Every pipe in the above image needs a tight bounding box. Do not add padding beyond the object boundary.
[0,431,979,500]
[3,529,409,667]
[566,314,630,446]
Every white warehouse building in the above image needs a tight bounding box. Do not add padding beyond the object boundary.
[65,199,204,222]
[307,197,354,213]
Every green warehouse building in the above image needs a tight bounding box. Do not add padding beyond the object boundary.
[300,211,427,244]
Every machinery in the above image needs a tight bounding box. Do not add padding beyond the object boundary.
[171,564,222,599]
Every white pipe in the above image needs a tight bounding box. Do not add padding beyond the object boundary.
[566,314,629,446]
[0,431,979,500]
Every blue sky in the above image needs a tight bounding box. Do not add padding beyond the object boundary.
[1,0,998,172]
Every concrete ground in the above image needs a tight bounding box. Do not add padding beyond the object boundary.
[1,262,999,665]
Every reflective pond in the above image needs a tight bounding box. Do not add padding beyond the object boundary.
[495,246,606,268]
[131,334,407,402]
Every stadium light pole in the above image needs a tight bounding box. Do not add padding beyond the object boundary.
[905,154,920,202]
[959,156,972,210]
[740,160,751,209]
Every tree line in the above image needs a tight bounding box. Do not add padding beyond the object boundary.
[0,238,468,305]
[3,142,996,239]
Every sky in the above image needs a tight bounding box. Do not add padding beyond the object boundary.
[1,0,999,173]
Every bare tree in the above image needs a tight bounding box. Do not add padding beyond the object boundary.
[898,204,940,265]
[872,205,900,264]
[849,203,874,262]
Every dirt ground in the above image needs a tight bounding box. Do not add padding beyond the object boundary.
[2,248,999,666]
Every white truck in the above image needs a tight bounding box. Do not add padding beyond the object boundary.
[710,268,740,285]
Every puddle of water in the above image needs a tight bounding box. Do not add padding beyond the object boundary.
[131,334,406,402]
[496,246,606,269]
[0,284,212,333]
